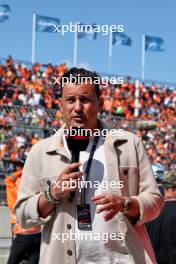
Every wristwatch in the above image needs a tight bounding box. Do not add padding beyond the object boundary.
[122,198,132,213]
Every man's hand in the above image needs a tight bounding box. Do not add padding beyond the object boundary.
[51,162,83,200]
[38,162,83,218]
[91,193,125,221]
[92,193,140,222]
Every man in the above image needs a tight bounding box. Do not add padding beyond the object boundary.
[15,68,163,264]
[5,160,41,264]
[146,170,176,264]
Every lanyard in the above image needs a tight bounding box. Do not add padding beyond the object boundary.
[80,136,99,206]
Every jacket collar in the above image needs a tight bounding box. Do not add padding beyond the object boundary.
[46,124,71,160]
[99,118,128,145]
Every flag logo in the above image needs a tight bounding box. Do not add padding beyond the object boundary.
[0,4,11,23]
[77,22,97,40]
[145,35,164,52]
[36,14,60,33]
[112,32,132,46]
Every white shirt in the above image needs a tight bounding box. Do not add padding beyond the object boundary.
[63,133,134,264]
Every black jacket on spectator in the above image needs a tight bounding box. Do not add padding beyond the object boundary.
[146,200,176,264]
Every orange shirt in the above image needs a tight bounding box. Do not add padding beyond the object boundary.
[5,169,41,235]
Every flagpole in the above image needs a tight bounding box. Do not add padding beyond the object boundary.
[141,33,145,81]
[108,30,112,73]
[32,13,36,65]
[134,79,140,117]
[73,22,78,67]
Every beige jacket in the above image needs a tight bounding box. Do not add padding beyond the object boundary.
[15,123,163,264]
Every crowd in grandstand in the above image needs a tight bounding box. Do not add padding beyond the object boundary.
[0,56,176,182]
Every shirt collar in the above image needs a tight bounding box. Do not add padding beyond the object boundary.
[46,119,128,155]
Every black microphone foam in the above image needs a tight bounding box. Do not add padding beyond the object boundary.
[66,127,90,169]
[66,127,90,201]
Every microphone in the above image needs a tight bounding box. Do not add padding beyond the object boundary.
[66,135,90,168]
[66,127,90,201]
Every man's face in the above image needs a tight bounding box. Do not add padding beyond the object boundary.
[165,187,176,199]
[59,82,104,130]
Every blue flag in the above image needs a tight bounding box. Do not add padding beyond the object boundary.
[77,22,97,40]
[145,35,164,52]
[112,32,132,46]
[36,14,60,33]
[0,4,11,23]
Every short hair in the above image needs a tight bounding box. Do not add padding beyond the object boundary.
[60,67,101,98]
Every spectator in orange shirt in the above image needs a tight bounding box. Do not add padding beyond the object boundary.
[5,160,41,264]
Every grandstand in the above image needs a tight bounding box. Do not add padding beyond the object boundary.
[0,55,176,205]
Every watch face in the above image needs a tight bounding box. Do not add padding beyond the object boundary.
[125,198,131,211]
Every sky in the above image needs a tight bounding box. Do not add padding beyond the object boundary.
[0,0,176,85]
